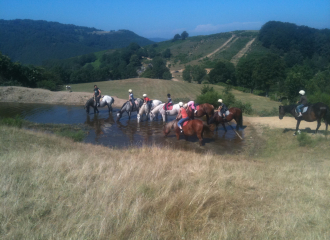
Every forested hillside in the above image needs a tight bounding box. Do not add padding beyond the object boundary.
[0,19,153,65]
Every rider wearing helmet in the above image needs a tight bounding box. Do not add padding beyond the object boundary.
[165,93,173,111]
[128,89,136,109]
[143,93,152,113]
[187,100,197,114]
[93,85,101,107]
[296,90,308,117]
[176,102,190,133]
[218,99,228,120]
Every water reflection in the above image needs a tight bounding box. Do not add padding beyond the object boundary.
[0,102,244,154]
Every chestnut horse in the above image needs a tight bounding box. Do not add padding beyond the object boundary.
[163,118,206,146]
[208,107,243,131]
[194,103,214,124]
[279,103,329,135]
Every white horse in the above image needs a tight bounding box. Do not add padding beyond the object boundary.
[84,95,115,114]
[137,100,162,122]
[149,103,181,121]
[116,98,143,121]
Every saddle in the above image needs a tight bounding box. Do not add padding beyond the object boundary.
[218,110,230,116]
[295,106,308,115]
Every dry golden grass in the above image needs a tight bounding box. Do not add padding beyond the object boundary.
[1,125,330,239]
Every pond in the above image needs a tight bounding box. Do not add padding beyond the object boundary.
[0,102,244,154]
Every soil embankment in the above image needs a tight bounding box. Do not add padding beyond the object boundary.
[0,86,126,107]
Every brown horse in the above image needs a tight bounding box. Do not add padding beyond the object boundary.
[163,118,206,146]
[279,103,329,135]
[194,103,214,124]
[208,107,243,131]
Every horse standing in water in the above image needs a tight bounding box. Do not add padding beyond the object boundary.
[149,103,181,121]
[194,103,214,124]
[116,98,143,121]
[137,100,162,122]
[84,95,115,114]
[163,106,207,146]
[279,103,329,135]
[208,107,243,131]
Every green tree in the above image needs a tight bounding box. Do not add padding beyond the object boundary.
[208,61,236,84]
[172,34,181,42]
[181,31,189,40]
[191,65,206,84]
[182,65,192,83]
[162,49,171,59]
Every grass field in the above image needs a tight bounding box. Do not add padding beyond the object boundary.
[71,78,280,112]
[1,122,329,239]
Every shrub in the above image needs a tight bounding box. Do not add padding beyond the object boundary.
[233,100,253,115]
[55,130,86,142]
[297,132,313,146]
[195,91,222,106]
[0,116,23,128]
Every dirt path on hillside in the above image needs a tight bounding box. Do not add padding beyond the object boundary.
[230,38,256,65]
[0,86,126,107]
[199,34,236,60]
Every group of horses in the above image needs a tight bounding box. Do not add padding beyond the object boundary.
[84,95,329,145]
[84,96,243,145]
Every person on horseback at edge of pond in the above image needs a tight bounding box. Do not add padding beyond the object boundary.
[187,100,197,114]
[128,89,136,109]
[143,94,152,114]
[176,102,190,133]
[93,85,101,107]
[165,93,172,113]
[296,90,308,117]
[218,99,228,120]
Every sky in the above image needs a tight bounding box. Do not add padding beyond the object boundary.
[1,0,329,39]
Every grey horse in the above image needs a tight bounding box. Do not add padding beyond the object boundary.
[116,98,143,121]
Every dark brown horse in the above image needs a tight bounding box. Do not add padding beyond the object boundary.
[279,103,329,135]
[194,103,214,124]
[208,107,243,131]
[163,118,207,146]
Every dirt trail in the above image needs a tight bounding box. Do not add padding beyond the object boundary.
[199,34,236,60]
[245,116,328,131]
[230,38,256,65]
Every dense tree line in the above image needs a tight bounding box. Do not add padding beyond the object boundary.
[0,19,153,65]
[0,52,62,90]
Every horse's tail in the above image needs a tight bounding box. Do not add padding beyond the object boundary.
[111,97,115,105]
[326,105,330,124]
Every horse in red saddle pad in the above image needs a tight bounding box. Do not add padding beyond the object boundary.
[163,103,173,110]
[194,103,214,124]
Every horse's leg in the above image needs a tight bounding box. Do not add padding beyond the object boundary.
[107,103,110,113]
[128,111,131,120]
[197,132,203,146]
[206,114,209,124]
[222,123,227,132]
[315,119,321,134]
[294,119,301,136]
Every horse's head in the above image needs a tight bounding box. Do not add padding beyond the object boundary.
[279,106,285,119]
[116,111,122,121]
[163,124,171,136]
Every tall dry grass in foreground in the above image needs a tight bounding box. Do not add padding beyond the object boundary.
[0,126,330,239]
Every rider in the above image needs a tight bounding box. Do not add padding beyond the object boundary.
[218,99,228,120]
[296,90,308,117]
[128,89,136,109]
[187,100,197,114]
[143,93,152,113]
[165,93,172,111]
[177,102,190,133]
[93,85,101,107]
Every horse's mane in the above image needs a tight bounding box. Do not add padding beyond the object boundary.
[85,97,94,106]
[120,101,129,109]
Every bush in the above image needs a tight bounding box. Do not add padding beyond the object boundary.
[195,91,222,106]
[0,116,23,128]
[55,130,86,142]
[297,132,313,146]
[232,100,253,115]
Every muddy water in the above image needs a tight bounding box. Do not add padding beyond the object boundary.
[0,102,244,154]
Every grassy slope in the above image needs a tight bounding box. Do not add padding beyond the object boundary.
[71,78,280,111]
[1,124,329,239]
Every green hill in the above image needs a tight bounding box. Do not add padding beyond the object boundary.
[0,19,153,65]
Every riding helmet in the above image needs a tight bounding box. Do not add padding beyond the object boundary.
[179,102,183,107]
[183,103,188,108]
[218,99,223,103]
[128,89,132,93]
[167,93,171,97]
[299,90,305,95]
[143,94,147,97]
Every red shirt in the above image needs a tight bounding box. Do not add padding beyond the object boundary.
[144,97,151,102]
[180,107,188,118]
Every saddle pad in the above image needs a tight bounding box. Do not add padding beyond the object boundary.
[226,110,230,115]
[163,104,173,110]
[196,105,200,111]
[302,106,308,113]
[183,120,189,127]
[218,110,230,116]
